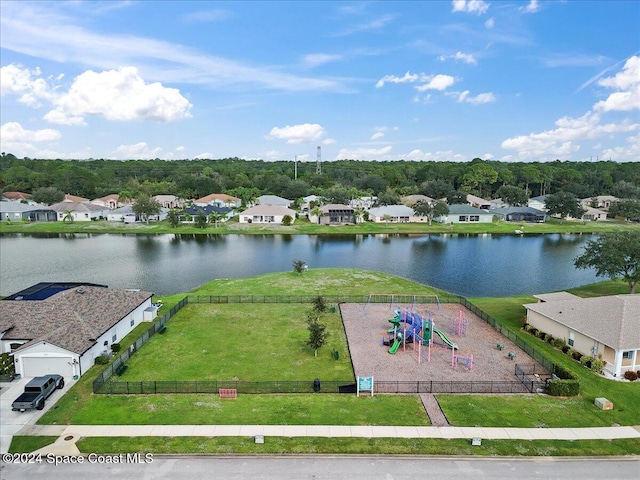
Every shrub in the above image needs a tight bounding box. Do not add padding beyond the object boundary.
[547,335,555,345]
[590,359,604,373]
[637,370,640,377]
[0,352,15,377]
[111,343,121,353]
[530,328,539,337]
[553,364,578,380]
[536,330,546,339]
[566,348,574,357]
[624,371,638,381]
[282,214,293,226]
[547,379,580,396]
[523,324,532,332]
[580,355,592,366]
[561,345,571,353]
[554,338,566,349]
[572,351,583,361]
[94,354,110,365]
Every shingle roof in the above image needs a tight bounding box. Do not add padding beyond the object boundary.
[49,201,105,213]
[369,205,414,216]
[320,204,353,212]
[447,204,491,215]
[240,205,295,215]
[524,294,640,350]
[0,286,152,355]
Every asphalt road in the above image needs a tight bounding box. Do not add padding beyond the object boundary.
[2,455,639,480]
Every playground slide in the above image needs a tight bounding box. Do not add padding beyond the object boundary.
[388,338,401,354]
[433,327,458,350]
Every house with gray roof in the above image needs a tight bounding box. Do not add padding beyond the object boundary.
[524,293,640,378]
[50,201,106,221]
[317,204,354,225]
[435,204,493,224]
[0,201,57,222]
[0,283,153,379]
[368,205,416,223]
[491,206,548,223]
[238,204,296,224]
[256,195,293,207]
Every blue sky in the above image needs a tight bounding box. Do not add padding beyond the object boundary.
[1,0,638,163]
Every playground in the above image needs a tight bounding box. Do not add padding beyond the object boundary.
[340,301,540,384]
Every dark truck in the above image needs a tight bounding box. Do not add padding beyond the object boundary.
[11,374,65,412]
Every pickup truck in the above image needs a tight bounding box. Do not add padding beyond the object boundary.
[11,374,64,412]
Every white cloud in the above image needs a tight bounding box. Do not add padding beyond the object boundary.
[268,123,326,144]
[452,0,489,15]
[376,71,426,88]
[46,66,192,124]
[194,152,214,160]
[301,53,343,68]
[114,142,163,160]
[520,0,540,13]
[452,90,496,104]
[335,146,393,160]
[0,64,53,107]
[405,149,467,162]
[180,9,233,24]
[593,56,640,112]
[0,121,62,157]
[322,138,336,145]
[439,52,478,65]
[371,132,385,140]
[175,145,185,152]
[484,17,495,28]
[265,150,284,160]
[415,74,456,92]
[42,109,87,126]
[501,111,639,159]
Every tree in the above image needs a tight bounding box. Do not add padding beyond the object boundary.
[194,210,207,229]
[311,295,328,314]
[31,187,64,205]
[292,259,307,274]
[306,312,329,357]
[460,161,498,198]
[282,214,293,226]
[375,188,401,206]
[574,231,640,293]
[413,200,449,225]
[62,209,74,223]
[545,191,585,222]
[608,199,640,222]
[132,194,161,223]
[496,185,528,207]
[208,211,221,228]
[167,209,180,228]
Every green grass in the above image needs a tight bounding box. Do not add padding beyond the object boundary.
[76,436,640,456]
[120,304,353,381]
[43,394,429,426]
[8,436,58,453]
[2,216,637,236]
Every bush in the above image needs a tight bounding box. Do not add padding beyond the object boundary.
[561,345,571,353]
[572,351,583,361]
[554,364,578,381]
[0,352,15,377]
[547,379,580,396]
[530,328,539,337]
[553,338,566,349]
[94,354,110,365]
[566,348,574,357]
[580,355,592,366]
[523,324,532,332]
[543,333,552,343]
[590,359,604,373]
[111,343,121,353]
[624,370,638,381]
[637,370,640,377]
[547,335,555,345]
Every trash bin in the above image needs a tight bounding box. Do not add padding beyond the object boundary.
[329,305,336,313]
[313,378,321,393]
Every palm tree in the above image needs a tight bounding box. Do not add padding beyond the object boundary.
[310,206,322,225]
[208,211,221,228]
[62,209,74,223]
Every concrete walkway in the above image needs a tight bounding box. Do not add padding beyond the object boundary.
[19,424,640,455]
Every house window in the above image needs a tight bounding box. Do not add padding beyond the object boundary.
[622,351,634,360]
[568,332,574,347]
[458,215,467,222]
[112,334,117,342]
[469,215,480,222]
[130,319,135,327]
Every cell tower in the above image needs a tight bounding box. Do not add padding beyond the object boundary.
[316,146,322,175]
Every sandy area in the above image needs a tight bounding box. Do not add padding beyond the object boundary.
[340,303,543,384]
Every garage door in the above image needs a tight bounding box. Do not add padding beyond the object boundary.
[22,357,74,378]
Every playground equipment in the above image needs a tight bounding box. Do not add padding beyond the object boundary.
[452,354,474,371]
[451,310,468,336]
[365,294,441,312]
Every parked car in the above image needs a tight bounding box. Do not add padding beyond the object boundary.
[11,374,64,412]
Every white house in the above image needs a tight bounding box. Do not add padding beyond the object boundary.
[528,195,548,211]
[467,194,492,210]
[581,206,608,221]
[50,201,106,221]
[238,204,296,224]
[436,204,493,224]
[154,194,185,209]
[0,202,57,222]
[524,293,640,379]
[0,283,153,379]
[256,195,293,207]
[107,204,136,222]
[300,195,321,213]
[368,205,417,223]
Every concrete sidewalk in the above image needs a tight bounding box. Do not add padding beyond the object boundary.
[20,424,640,455]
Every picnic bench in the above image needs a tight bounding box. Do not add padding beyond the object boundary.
[219,388,237,399]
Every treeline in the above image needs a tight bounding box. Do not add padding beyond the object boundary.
[1,153,639,203]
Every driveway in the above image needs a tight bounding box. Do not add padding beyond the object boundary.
[0,376,73,453]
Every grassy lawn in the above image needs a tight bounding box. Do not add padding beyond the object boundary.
[2,217,637,236]
[74,437,640,456]
[120,304,353,381]
[42,394,429,426]
[8,436,58,453]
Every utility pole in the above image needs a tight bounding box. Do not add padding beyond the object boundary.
[294,155,298,180]
[316,146,322,175]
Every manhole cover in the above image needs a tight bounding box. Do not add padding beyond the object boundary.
[64,436,74,441]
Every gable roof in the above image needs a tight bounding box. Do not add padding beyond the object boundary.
[256,195,292,206]
[50,201,105,213]
[447,204,492,215]
[466,193,491,207]
[63,194,90,203]
[195,193,240,204]
[524,294,640,350]
[240,204,295,216]
[2,191,31,201]
[92,193,120,202]
[0,285,152,355]
[0,202,53,214]
[320,204,353,213]
[402,194,435,206]
[369,205,414,216]
[182,205,232,215]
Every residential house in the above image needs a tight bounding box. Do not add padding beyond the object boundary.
[91,194,123,210]
[256,195,293,208]
[154,194,185,209]
[491,207,548,223]
[300,195,321,214]
[436,204,493,224]
[0,283,154,378]
[317,204,354,225]
[107,204,137,223]
[50,201,105,221]
[368,205,416,223]
[349,196,376,210]
[194,193,241,209]
[528,195,548,211]
[62,194,90,203]
[0,202,57,222]
[524,293,640,379]
[180,205,232,222]
[488,197,508,209]
[401,195,435,207]
[238,204,296,224]
[580,195,618,210]
[2,191,32,203]
[581,206,608,221]
[467,194,492,210]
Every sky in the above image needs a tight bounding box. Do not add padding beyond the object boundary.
[0,0,639,163]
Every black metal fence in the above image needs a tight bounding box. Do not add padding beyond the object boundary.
[93,294,558,395]
[95,378,532,395]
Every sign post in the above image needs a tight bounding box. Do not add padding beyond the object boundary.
[357,376,374,397]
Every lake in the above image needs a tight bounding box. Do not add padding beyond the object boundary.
[0,233,599,298]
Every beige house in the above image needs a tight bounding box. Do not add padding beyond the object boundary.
[524,293,640,379]
[194,193,241,208]
[238,204,296,224]
[91,194,123,210]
